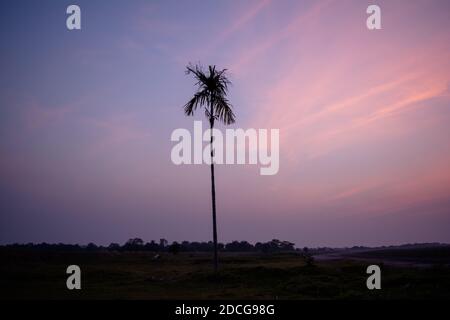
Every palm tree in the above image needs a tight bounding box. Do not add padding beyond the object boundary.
[184,64,235,272]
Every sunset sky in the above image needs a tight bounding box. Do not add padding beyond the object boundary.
[1,0,450,247]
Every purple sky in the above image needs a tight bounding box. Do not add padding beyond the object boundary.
[1,0,450,247]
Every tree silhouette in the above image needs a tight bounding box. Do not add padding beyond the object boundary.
[184,64,236,272]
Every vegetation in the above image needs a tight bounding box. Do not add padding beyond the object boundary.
[183,64,236,272]
[2,248,450,300]
[0,239,295,253]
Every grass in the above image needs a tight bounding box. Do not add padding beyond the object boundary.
[1,250,450,299]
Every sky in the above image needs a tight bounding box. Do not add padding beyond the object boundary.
[1,0,450,247]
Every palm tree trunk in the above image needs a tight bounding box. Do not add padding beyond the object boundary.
[210,113,218,272]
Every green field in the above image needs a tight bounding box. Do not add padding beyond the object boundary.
[2,250,450,299]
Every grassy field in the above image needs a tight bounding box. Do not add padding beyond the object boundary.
[1,250,450,299]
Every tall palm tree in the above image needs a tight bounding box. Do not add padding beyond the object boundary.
[184,64,235,272]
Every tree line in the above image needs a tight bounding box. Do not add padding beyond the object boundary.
[0,238,299,253]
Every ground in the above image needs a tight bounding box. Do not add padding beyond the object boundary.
[1,249,450,299]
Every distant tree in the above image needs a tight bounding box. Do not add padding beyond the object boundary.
[225,241,254,252]
[280,241,295,251]
[144,240,160,252]
[302,247,315,267]
[108,243,121,251]
[168,242,181,255]
[181,241,190,252]
[128,238,144,246]
[86,242,98,251]
[124,238,144,251]
[159,238,168,249]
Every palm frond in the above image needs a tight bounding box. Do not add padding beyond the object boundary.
[183,89,209,116]
[214,95,235,125]
[183,64,235,125]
